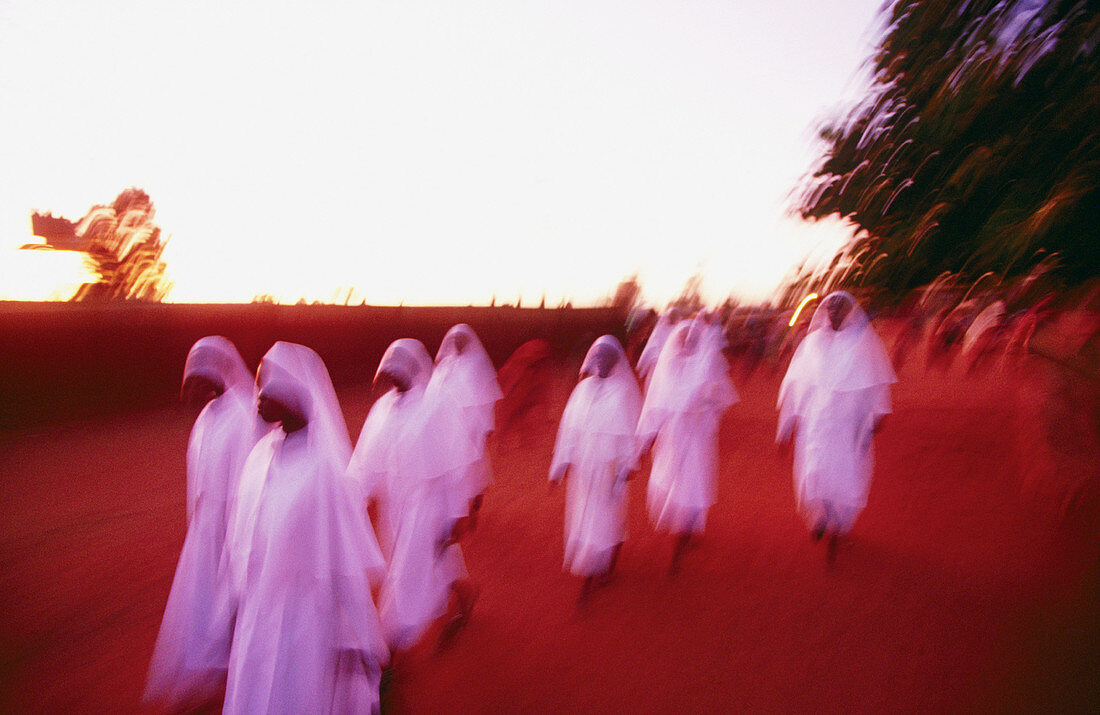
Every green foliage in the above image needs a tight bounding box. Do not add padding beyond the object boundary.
[797,0,1100,295]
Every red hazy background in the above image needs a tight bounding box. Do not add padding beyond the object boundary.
[1,304,1097,712]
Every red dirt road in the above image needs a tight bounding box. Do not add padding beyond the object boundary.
[2,354,1097,712]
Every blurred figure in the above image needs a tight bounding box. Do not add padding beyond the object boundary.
[777,308,812,369]
[1022,306,1100,519]
[430,324,503,529]
[624,306,657,364]
[735,311,769,380]
[891,290,929,372]
[223,342,388,714]
[693,308,728,355]
[637,317,739,574]
[348,339,478,653]
[636,307,683,391]
[495,338,556,433]
[145,337,268,711]
[962,299,1007,373]
[550,336,642,603]
[1006,294,1057,360]
[777,292,896,562]
[927,298,978,371]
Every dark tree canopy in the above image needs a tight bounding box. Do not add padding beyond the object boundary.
[796,0,1100,296]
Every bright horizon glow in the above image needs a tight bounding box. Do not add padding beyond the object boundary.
[1,1,881,307]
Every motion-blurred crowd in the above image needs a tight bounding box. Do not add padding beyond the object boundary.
[144,273,1098,713]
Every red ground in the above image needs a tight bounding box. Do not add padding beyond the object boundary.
[2,348,1097,712]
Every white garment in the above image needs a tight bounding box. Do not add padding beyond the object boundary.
[430,324,502,504]
[223,342,388,715]
[551,336,642,576]
[777,291,896,533]
[145,337,268,710]
[349,339,475,651]
[636,309,681,391]
[638,319,738,534]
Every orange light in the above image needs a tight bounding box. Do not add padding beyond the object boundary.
[790,293,818,327]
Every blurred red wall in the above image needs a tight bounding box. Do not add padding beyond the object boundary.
[0,302,625,430]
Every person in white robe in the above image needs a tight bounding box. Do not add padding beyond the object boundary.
[637,317,739,573]
[348,339,478,652]
[777,291,897,561]
[144,336,268,711]
[429,324,502,528]
[694,308,728,356]
[222,342,389,714]
[550,336,642,601]
[636,307,684,391]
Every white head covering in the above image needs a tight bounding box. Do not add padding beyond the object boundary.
[637,308,682,382]
[221,342,389,710]
[779,291,897,405]
[377,338,434,394]
[690,314,738,405]
[690,309,727,355]
[181,336,264,518]
[258,341,353,464]
[183,335,255,401]
[229,342,383,594]
[145,337,267,708]
[639,319,738,437]
[431,324,503,408]
[557,336,643,443]
[350,339,475,498]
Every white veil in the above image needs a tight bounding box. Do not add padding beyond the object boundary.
[637,308,681,383]
[557,335,643,442]
[180,335,263,518]
[349,339,475,496]
[144,337,266,709]
[182,335,255,401]
[221,342,389,710]
[779,291,897,401]
[228,341,384,595]
[638,318,738,438]
[431,324,502,408]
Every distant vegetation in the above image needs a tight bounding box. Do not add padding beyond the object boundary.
[792,0,1099,299]
[24,187,171,301]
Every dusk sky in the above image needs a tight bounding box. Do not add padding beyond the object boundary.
[1,0,883,305]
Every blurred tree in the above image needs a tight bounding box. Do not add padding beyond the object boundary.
[23,187,172,301]
[796,0,1099,296]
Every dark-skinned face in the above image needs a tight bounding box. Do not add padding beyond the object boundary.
[826,296,852,331]
[375,368,412,393]
[255,362,307,432]
[376,346,419,394]
[450,332,470,355]
[181,374,224,408]
[257,393,307,433]
[592,344,618,378]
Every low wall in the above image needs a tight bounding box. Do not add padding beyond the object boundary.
[0,302,626,429]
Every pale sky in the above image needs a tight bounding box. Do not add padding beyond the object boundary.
[0,0,883,306]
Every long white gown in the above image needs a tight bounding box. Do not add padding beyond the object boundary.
[223,342,388,714]
[429,324,502,506]
[636,308,681,391]
[145,336,268,709]
[348,339,475,651]
[777,291,897,533]
[551,336,643,576]
[638,317,738,535]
